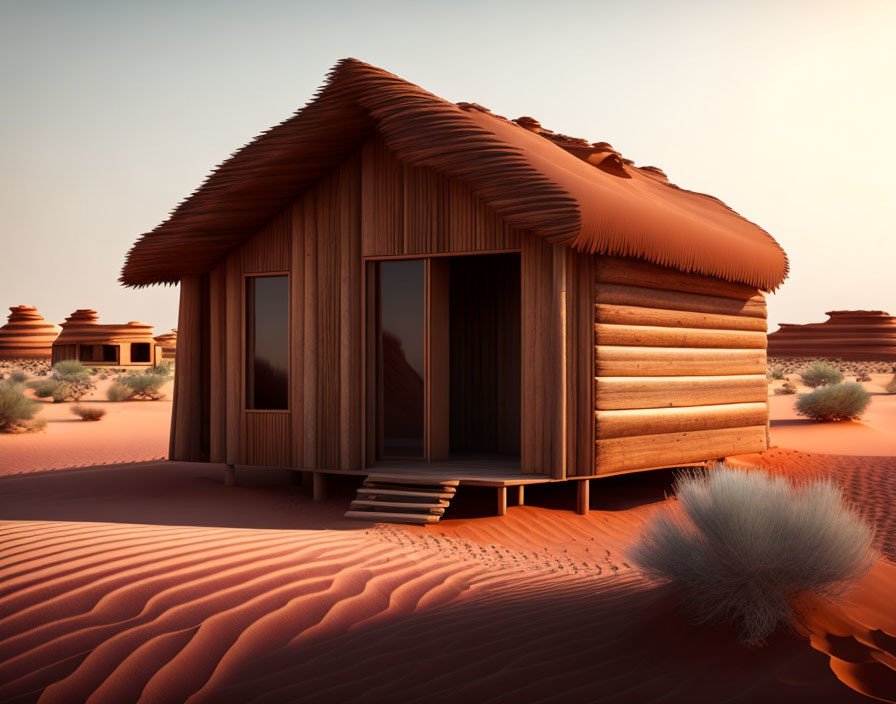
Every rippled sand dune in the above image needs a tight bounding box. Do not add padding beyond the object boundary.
[0,455,892,703]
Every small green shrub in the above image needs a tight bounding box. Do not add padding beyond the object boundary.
[119,372,166,400]
[9,370,27,384]
[774,381,797,395]
[106,382,134,402]
[52,360,90,382]
[47,360,94,400]
[146,362,172,378]
[629,466,877,644]
[0,382,43,432]
[769,365,785,380]
[796,383,871,421]
[886,375,896,394]
[29,379,71,402]
[800,360,844,389]
[71,405,106,421]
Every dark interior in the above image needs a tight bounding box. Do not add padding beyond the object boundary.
[449,253,521,457]
[78,344,119,364]
[130,342,151,363]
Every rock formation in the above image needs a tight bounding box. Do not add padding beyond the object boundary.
[0,306,60,359]
[767,310,896,361]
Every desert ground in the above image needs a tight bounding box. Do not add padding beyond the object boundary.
[1,365,895,703]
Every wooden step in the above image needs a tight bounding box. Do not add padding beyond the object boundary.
[350,499,446,514]
[356,487,455,500]
[363,480,456,494]
[344,510,440,525]
[367,475,459,487]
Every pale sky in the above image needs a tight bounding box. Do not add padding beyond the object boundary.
[1,0,894,334]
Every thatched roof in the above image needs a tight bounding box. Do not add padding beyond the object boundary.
[121,59,788,291]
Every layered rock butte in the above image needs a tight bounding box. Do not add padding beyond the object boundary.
[767,310,896,361]
[54,309,156,346]
[0,305,60,359]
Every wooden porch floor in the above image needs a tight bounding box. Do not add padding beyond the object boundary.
[367,456,550,487]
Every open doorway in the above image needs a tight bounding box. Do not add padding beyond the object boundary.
[373,252,521,467]
[448,253,521,459]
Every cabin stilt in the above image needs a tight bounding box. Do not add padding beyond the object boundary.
[516,485,525,506]
[497,486,507,516]
[313,473,328,502]
[576,479,589,515]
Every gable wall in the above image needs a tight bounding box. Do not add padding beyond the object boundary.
[195,135,562,472]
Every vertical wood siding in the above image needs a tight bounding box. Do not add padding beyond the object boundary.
[593,257,769,474]
[360,135,520,257]
[199,136,563,473]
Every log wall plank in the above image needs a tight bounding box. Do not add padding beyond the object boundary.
[595,303,767,332]
[594,346,766,377]
[595,375,768,410]
[595,282,767,318]
[595,324,767,349]
[596,256,763,299]
[596,425,767,474]
[595,402,768,439]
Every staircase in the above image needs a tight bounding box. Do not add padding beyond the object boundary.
[345,475,459,524]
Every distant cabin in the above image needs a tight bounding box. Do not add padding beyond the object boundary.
[154,331,178,360]
[121,59,788,519]
[52,309,162,367]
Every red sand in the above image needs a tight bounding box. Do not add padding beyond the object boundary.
[768,374,896,456]
[1,451,893,703]
[0,379,172,476]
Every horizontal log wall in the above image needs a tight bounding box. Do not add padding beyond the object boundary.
[593,257,768,475]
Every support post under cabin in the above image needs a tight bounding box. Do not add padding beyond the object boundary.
[497,486,508,516]
[576,479,590,515]
[313,472,328,502]
[516,485,525,506]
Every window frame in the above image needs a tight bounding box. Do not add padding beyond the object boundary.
[242,271,291,413]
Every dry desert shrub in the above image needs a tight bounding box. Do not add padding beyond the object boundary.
[71,405,106,421]
[629,466,877,644]
[774,381,797,395]
[118,372,167,400]
[854,372,872,382]
[106,382,134,402]
[885,375,896,394]
[799,360,844,388]
[0,381,45,432]
[796,383,871,422]
[28,379,71,403]
[768,365,785,380]
[9,370,27,384]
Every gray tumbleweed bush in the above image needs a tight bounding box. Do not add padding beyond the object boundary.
[796,382,871,422]
[629,466,876,644]
[799,360,844,388]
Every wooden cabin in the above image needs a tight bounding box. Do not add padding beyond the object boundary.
[0,306,60,360]
[52,309,162,367]
[154,331,178,360]
[121,59,788,522]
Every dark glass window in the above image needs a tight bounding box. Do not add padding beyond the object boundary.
[246,275,289,410]
[130,343,150,363]
[380,260,425,457]
[78,344,118,363]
